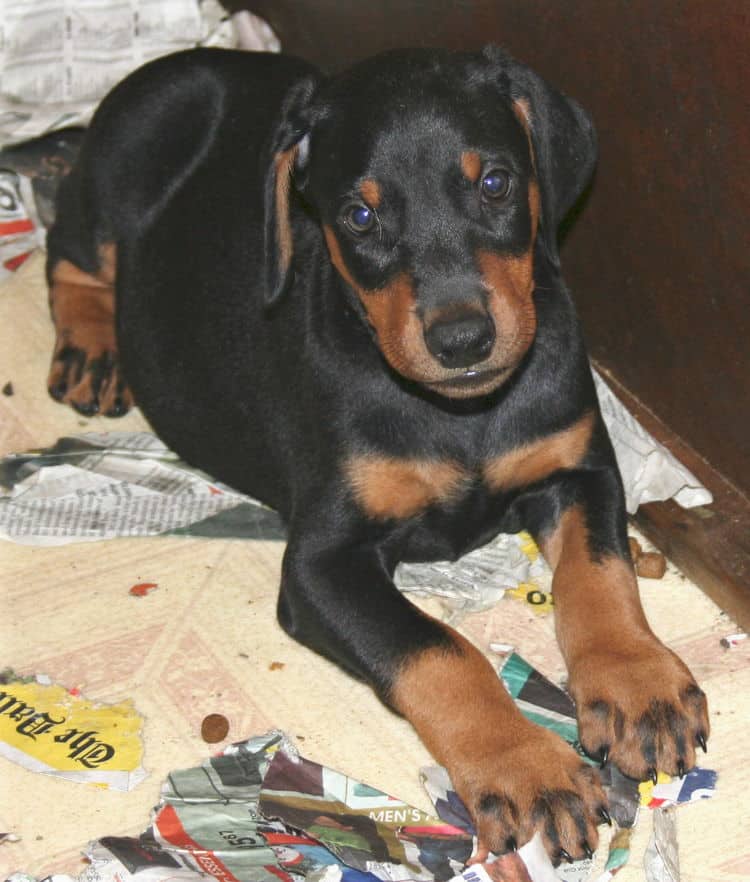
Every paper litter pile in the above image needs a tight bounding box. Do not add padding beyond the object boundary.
[2,654,717,882]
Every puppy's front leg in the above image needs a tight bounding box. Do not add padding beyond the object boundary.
[278,530,607,863]
[538,474,709,783]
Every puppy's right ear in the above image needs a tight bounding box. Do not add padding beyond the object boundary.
[263,75,318,307]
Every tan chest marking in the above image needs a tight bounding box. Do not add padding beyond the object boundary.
[346,455,471,520]
[483,411,595,492]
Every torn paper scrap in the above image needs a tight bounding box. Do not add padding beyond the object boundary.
[0,678,146,790]
[643,808,680,882]
[397,531,547,615]
[592,371,712,514]
[638,767,717,808]
[259,745,473,880]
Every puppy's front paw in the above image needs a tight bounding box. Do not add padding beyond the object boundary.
[569,639,709,782]
[456,724,608,865]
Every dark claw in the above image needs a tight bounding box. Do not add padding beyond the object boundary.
[598,806,613,826]
[558,849,574,864]
[505,836,517,853]
[72,398,99,416]
[697,732,708,753]
[677,759,686,779]
[581,840,594,860]
[598,744,610,768]
[107,396,127,417]
[647,767,658,785]
[50,381,67,400]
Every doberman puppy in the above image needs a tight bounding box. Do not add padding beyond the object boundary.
[46,46,709,863]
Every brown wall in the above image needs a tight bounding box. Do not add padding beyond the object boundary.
[230,0,750,495]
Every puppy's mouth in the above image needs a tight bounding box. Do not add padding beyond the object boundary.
[424,365,512,399]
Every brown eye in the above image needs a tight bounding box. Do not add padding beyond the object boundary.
[343,203,376,234]
[481,169,512,200]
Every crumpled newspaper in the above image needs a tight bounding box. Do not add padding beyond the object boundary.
[0,431,285,545]
[3,729,552,882]
[591,372,710,514]
[0,0,279,146]
[396,532,548,618]
[3,656,717,882]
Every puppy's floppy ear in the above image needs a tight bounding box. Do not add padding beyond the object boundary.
[482,46,597,268]
[263,75,318,307]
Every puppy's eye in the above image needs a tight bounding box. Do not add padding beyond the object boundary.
[481,169,512,200]
[343,204,376,235]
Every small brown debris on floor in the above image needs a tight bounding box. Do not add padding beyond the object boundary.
[636,551,667,579]
[269,661,285,671]
[2,381,13,396]
[201,713,229,743]
[628,535,667,579]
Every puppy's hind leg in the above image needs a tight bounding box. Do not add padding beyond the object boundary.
[47,241,133,417]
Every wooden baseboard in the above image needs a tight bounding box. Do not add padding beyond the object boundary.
[594,363,750,632]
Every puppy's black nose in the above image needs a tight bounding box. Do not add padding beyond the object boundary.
[424,313,496,369]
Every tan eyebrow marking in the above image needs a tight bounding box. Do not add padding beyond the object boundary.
[461,151,482,183]
[360,178,381,208]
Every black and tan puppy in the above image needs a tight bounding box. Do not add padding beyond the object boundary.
[46,47,708,863]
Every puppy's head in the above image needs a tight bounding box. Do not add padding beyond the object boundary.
[268,48,596,399]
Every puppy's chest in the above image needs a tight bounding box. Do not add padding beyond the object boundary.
[345,411,594,522]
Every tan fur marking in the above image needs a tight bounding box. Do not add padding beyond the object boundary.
[542,506,710,780]
[512,99,537,176]
[540,505,648,661]
[391,624,605,858]
[48,244,133,413]
[274,146,298,275]
[392,628,524,768]
[324,225,435,381]
[346,455,470,519]
[323,224,357,288]
[483,410,595,491]
[360,178,381,208]
[49,247,118,336]
[461,150,482,183]
[513,98,537,175]
[359,274,434,379]
[477,233,537,380]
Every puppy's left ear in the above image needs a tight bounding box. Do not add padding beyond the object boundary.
[483,47,597,268]
[263,75,318,307]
